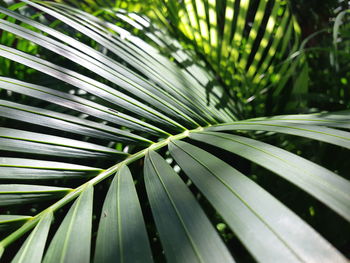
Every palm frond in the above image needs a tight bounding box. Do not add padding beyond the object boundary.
[155,0,302,106]
[0,1,349,262]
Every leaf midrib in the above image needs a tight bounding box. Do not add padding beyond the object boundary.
[170,139,306,263]
[148,152,204,263]
[209,122,350,141]
[198,131,350,202]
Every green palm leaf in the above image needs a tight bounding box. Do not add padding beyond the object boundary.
[94,165,153,263]
[0,158,102,180]
[169,139,347,262]
[12,212,52,263]
[0,1,348,262]
[0,185,71,206]
[190,131,350,220]
[43,186,93,263]
[145,150,234,263]
[0,216,32,232]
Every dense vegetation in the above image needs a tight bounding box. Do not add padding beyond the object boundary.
[0,0,349,262]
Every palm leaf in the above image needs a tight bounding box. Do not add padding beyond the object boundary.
[144,150,234,263]
[43,186,93,263]
[155,0,302,104]
[0,216,32,232]
[94,165,153,263]
[169,139,347,262]
[12,212,52,263]
[0,1,349,262]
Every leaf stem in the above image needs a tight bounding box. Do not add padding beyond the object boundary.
[0,128,198,251]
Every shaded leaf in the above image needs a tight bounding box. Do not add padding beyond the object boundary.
[190,131,350,221]
[0,215,31,232]
[0,158,102,180]
[0,128,127,158]
[207,121,350,149]
[144,150,234,263]
[12,212,53,263]
[169,140,347,263]
[95,166,153,263]
[43,186,93,263]
[0,185,71,206]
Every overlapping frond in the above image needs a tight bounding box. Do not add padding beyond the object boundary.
[155,0,302,105]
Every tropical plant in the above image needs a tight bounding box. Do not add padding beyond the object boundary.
[0,0,349,262]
